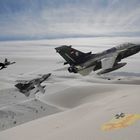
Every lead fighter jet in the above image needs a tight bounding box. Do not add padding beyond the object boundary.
[15,73,51,97]
[55,43,140,76]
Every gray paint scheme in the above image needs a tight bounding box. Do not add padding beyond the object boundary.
[55,43,140,75]
[15,73,51,97]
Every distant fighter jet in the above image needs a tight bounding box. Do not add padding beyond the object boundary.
[15,73,51,97]
[0,58,16,70]
[55,43,140,76]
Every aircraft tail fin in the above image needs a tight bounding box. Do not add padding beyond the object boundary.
[55,45,92,65]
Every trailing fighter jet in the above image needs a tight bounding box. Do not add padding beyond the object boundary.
[0,58,16,70]
[15,73,51,97]
[55,43,140,76]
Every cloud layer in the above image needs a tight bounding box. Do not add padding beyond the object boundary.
[0,0,140,40]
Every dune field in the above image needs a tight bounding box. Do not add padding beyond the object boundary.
[0,38,140,140]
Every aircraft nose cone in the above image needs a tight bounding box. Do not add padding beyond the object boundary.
[48,73,51,76]
[44,73,51,79]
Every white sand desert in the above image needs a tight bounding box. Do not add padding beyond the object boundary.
[0,37,140,140]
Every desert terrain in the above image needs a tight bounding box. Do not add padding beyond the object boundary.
[0,37,140,140]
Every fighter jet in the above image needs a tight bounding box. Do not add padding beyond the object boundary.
[0,58,16,70]
[115,113,125,119]
[15,73,51,97]
[55,43,140,76]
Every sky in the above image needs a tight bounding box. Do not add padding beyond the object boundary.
[0,0,140,41]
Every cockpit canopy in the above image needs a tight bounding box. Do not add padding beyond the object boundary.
[116,43,135,49]
[103,47,116,54]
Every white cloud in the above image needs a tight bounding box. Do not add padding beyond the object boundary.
[0,0,140,39]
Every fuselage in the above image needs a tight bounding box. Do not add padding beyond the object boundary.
[76,43,140,71]
[15,73,51,93]
[55,43,140,75]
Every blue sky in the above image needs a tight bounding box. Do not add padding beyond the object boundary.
[0,0,140,40]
